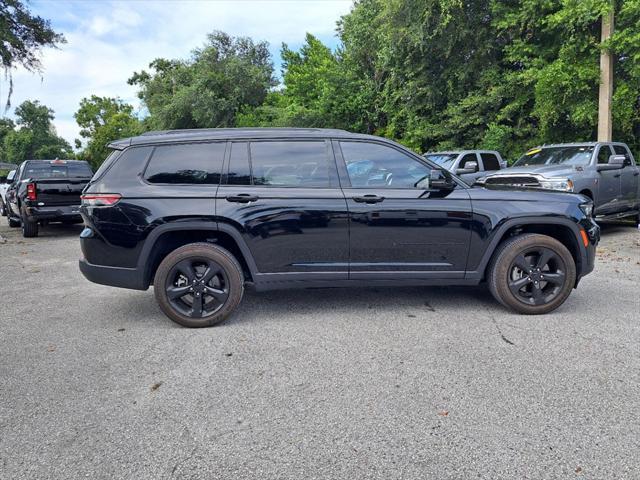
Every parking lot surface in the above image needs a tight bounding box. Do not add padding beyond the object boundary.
[0,220,638,479]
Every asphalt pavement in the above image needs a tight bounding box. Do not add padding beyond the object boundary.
[0,219,638,479]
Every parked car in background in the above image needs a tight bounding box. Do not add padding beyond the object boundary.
[79,128,598,327]
[0,169,16,217]
[476,142,640,222]
[423,150,506,183]
[5,159,93,237]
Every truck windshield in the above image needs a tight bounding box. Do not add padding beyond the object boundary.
[514,146,594,167]
[425,154,458,170]
[24,162,93,179]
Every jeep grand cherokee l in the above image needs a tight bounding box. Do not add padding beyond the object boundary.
[79,128,599,327]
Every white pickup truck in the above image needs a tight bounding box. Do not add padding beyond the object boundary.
[0,169,16,217]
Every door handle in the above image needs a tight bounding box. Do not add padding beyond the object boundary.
[226,194,259,203]
[633,172,639,177]
[353,194,385,204]
[613,173,621,178]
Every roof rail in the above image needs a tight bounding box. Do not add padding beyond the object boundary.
[139,127,350,137]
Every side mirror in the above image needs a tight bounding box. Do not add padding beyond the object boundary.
[429,169,455,190]
[597,155,625,171]
[456,161,478,175]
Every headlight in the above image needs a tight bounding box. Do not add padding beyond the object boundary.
[538,178,574,191]
[579,202,593,218]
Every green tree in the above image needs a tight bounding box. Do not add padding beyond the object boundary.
[0,0,65,109]
[2,100,72,162]
[129,31,276,130]
[75,95,141,167]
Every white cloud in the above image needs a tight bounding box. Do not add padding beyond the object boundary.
[3,0,353,147]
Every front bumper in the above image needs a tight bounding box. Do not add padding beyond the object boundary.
[26,204,82,222]
[577,220,599,282]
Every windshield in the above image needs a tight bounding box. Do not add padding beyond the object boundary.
[514,146,594,167]
[425,154,458,170]
[24,162,93,180]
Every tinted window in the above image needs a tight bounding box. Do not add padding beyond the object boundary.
[481,153,500,171]
[459,153,478,170]
[23,162,93,179]
[103,147,153,184]
[250,141,330,187]
[227,142,251,185]
[340,141,431,188]
[613,145,632,166]
[92,151,120,180]
[597,146,613,164]
[145,143,224,184]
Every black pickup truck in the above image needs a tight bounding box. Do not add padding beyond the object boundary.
[6,159,93,237]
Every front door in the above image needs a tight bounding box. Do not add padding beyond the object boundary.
[335,140,472,280]
[216,140,349,283]
[595,145,621,215]
[613,145,640,212]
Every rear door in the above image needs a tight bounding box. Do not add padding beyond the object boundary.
[216,139,349,282]
[336,140,472,279]
[613,144,639,211]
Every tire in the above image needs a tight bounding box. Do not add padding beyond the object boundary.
[487,233,576,315]
[20,208,38,238]
[8,215,20,228]
[154,243,244,327]
[0,200,6,217]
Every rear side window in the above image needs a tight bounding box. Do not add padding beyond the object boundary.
[480,153,500,171]
[249,141,330,187]
[101,146,153,184]
[145,143,225,184]
[227,142,251,185]
[613,145,633,166]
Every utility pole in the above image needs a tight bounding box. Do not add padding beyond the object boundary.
[597,6,614,141]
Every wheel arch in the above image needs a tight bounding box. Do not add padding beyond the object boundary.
[138,221,258,288]
[470,217,584,283]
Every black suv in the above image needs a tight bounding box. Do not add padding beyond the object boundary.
[79,128,599,327]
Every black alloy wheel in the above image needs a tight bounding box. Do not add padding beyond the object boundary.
[507,247,566,306]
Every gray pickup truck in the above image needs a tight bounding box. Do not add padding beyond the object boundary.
[477,142,640,221]
[424,150,506,183]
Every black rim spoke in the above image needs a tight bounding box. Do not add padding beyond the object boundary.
[191,293,204,317]
[167,285,191,300]
[531,284,544,304]
[536,248,554,270]
[508,276,531,295]
[513,253,531,272]
[175,260,197,282]
[202,263,221,283]
[204,286,228,302]
[543,272,565,285]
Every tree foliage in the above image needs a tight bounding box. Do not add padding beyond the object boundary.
[74,95,141,167]
[128,31,276,130]
[1,100,72,162]
[0,0,65,109]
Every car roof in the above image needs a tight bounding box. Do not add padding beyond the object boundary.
[24,159,87,163]
[424,150,499,155]
[533,142,627,148]
[108,128,379,149]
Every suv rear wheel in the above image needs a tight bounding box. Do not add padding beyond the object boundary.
[154,243,244,327]
[488,234,576,314]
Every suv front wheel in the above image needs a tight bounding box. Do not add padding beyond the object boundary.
[154,243,244,327]
[488,234,576,314]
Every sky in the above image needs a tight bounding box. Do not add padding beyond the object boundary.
[3,0,353,147]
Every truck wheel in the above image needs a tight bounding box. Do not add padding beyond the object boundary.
[20,208,39,238]
[0,200,6,217]
[487,234,576,315]
[154,243,244,328]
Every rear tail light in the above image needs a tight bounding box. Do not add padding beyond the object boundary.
[26,183,37,201]
[81,193,122,206]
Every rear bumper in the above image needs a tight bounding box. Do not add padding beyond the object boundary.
[79,259,148,291]
[26,204,82,221]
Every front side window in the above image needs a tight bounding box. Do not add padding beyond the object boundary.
[597,146,613,164]
[481,153,500,171]
[145,143,225,184]
[249,141,330,187]
[341,141,432,188]
[459,153,478,170]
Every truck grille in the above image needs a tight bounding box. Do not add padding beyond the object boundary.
[485,176,540,187]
